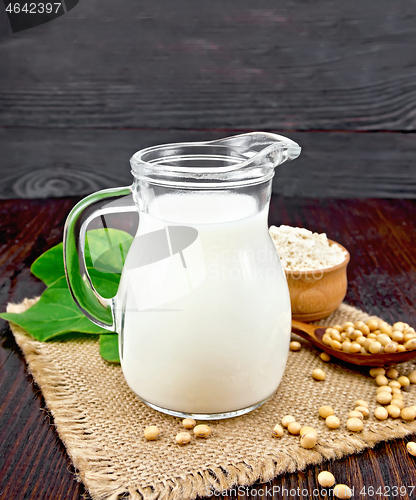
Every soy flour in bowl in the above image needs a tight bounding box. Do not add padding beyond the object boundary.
[269,225,348,272]
[269,225,350,321]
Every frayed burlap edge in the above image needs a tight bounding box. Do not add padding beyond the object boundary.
[7,298,416,500]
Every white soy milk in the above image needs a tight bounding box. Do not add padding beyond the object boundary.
[115,193,291,415]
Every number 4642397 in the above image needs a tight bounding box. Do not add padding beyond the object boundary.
[6,3,62,14]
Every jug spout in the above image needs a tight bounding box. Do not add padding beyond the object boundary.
[211,132,301,170]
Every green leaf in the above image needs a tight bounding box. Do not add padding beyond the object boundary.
[2,228,132,363]
[87,267,121,299]
[31,228,133,296]
[85,229,132,297]
[85,229,133,275]
[0,277,109,341]
[31,243,65,286]
[99,334,120,363]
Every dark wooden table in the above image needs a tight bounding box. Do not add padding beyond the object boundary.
[1,196,416,500]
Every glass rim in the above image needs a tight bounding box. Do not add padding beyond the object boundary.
[129,132,301,188]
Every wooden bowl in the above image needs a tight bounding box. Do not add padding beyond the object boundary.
[285,240,350,322]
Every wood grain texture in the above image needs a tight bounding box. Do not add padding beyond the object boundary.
[0,198,86,500]
[1,0,416,130]
[1,197,416,499]
[1,0,416,199]
[1,128,416,199]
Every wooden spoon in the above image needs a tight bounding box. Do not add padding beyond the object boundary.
[292,319,416,367]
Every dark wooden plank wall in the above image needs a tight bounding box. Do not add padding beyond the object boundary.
[1,0,416,198]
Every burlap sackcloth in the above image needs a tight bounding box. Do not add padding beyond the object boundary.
[7,299,416,500]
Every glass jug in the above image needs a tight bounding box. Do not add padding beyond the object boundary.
[64,132,301,419]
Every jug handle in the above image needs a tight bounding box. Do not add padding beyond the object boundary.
[63,186,135,330]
